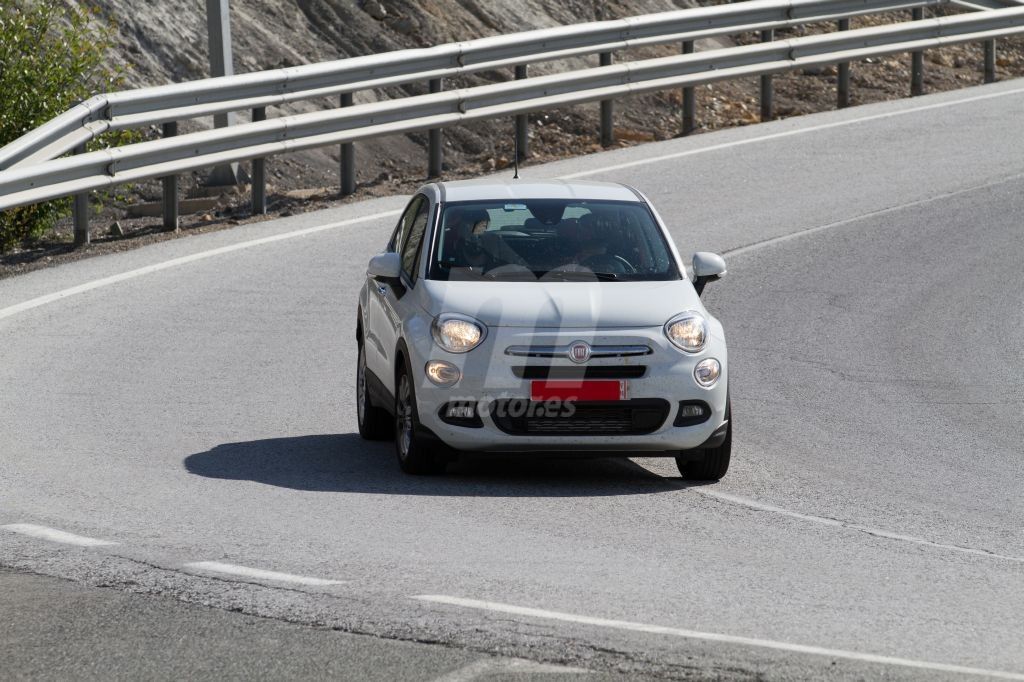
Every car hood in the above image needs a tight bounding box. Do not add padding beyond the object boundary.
[420,279,702,328]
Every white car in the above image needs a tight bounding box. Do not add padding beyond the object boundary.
[356,180,730,479]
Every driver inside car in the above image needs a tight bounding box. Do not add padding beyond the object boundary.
[443,208,492,270]
[571,212,631,273]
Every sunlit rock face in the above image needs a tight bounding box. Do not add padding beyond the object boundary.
[69,0,703,192]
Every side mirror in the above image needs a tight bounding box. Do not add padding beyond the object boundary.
[691,252,726,296]
[367,252,402,281]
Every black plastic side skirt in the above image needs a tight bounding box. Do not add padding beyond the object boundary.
[364,366,395,415]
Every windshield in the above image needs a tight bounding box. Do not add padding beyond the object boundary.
[427,199,681,282]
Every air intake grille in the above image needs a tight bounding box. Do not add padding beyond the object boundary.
[512,365,646,380]
[490,399,669,436]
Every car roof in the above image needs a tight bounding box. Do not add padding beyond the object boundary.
[426,179,644,203]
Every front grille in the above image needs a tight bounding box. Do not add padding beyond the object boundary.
[505,344,651,359]
[490,399,669,436]
[512,365,646,380]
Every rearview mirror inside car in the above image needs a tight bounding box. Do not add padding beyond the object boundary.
[367,252,401,281]
[691,252,726,296]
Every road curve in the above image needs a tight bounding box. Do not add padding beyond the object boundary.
[2,79,1024,680]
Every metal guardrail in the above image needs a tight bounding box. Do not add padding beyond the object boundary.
[1,0,1022,245]
[0,0,951,173]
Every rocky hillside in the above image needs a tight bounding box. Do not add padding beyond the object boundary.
[65,0,703,193]
[58,0,1024,199]
[4,0,1022,274]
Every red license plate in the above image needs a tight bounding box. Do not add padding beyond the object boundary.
[530,380,627,402]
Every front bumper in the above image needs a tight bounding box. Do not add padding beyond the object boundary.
[408,324,728,453]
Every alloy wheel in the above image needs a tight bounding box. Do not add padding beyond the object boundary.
[396,374,413,459]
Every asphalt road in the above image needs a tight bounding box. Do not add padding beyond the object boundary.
[2,79,1024,680]
[0,568,600,681]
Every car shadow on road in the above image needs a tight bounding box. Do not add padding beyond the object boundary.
[183,433,688,497]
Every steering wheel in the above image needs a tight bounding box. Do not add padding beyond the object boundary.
[581,253,637,274]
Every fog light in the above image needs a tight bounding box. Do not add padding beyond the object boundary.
[679,404,706,418]
[425,360,460,386]
[439,402,482,428]
[694,358,721,387]
[445,404,476,419]
[674,400,711,427]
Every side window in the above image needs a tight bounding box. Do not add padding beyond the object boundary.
[389,195,425,253]
[400,199,431,283]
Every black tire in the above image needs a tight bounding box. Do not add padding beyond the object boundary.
[676,396,731,481]
[357,342,392,440]
[394,363,447,475]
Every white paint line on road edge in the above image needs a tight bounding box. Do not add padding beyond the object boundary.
[414,595,1024,680]
[430,658,588,681]
[0,208,402,322]
[696,489,1024,565]
[723,170,1024,260]
[557,85,1024,180]
[2,523,118,547]
[183,561,345,586]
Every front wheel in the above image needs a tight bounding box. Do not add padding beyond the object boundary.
[676,397,731,481]
[394,366,447,475]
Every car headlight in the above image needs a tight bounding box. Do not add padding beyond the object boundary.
[665,312,708,353]
[431,314,486,353]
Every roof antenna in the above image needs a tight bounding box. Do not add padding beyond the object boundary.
[512,122,520,180]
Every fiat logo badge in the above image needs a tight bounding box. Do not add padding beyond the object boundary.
[568,341,591,364]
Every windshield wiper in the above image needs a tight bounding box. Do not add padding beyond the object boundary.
[484,270,535,281]
[540,270,621,282]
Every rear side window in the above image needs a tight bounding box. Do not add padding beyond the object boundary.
[400,200,430,282]
[389,194,426,253]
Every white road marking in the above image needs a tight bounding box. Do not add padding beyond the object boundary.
[414,595,1024,680]
[0,208,402,322]
[431,658,588,681]
[696,489,1024,565]
[557,85,1024,180]
[2,523,117,547]
[723,170,1024,260]
[183,560,344,586]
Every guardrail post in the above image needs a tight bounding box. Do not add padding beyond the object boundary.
[205,0,239,187]
[760,29,774,121]
[515,65,529,161]
[72,143,89,247]
[600,52,614,147]
[161,122,179,231]
[911,7,924,97]
[428,79,443,178]
[251,108,267,215]
[984,40,997,84]
[340,93,356,196]
[682,40,696,136]
[837,18,851,109]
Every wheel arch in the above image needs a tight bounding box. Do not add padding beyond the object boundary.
[394,337,412,382]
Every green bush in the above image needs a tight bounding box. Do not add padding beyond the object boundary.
[0,1,134,252]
